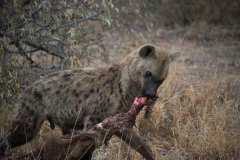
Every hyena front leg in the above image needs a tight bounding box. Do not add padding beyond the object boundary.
[115,129,154,160]
[6,108,45,150]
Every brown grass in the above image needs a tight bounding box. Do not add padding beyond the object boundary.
[124,62,240,160]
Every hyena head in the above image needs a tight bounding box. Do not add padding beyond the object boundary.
[121,44,169,99]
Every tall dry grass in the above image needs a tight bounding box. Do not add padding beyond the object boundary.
[133,63,240,160]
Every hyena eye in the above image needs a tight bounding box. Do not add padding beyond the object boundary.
[144,71,152,78]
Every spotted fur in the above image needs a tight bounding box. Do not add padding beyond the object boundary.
[2,44,170,159]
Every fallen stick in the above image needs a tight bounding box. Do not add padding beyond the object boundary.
[4,97,154,160]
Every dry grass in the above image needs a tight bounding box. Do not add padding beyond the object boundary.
[111,61,240,160]
[170,81,240,158]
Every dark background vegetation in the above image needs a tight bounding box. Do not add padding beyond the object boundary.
[1,0,240,159]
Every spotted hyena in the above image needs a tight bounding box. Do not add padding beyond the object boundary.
[0,44,169,160]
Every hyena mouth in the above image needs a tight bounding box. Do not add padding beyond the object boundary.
[149,79,165,100]
[142,84,160,100]
[150,95,159,101]
[142,74,164,100]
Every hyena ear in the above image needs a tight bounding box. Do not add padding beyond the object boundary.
[139,45,156,58]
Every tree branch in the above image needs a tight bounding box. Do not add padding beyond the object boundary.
[23,40,66,59]
[15,41,34,64]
